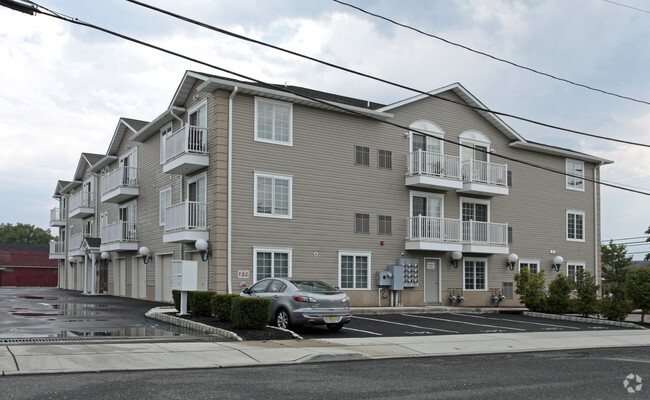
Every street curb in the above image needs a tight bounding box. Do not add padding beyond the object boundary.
[145,307,244,341]
[523,311,647,330]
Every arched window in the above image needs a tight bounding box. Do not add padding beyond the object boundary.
[459,130,490,162]
[410,120,445,154]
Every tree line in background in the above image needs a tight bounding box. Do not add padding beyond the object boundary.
[0,223,55,245]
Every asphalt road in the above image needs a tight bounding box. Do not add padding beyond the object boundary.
[1,346,648,399]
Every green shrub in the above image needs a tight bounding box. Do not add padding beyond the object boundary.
[545,274,573,314]
[211,294,240,321]
[172,290,181,312]
[599,296,634,321]
[231,296,270,329]
[189,291,216,317]
[514,267,547,310]
[625,267,650,317]
[574,269,600,317]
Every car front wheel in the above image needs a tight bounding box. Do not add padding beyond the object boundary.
[275,309,291,329]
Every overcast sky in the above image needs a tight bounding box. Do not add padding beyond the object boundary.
[0,0,648,258]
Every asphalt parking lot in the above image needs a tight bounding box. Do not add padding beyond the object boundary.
[293,311,634,339]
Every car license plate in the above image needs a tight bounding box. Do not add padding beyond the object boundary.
[325,316,340,323]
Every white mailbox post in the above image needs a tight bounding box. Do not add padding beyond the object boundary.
[172,260,198,315]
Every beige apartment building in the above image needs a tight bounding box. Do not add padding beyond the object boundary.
[49,71,611,307]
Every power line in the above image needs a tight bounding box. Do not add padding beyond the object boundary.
[122,0,650,149]
[11,1,650,196]
[333,0,650,108]
[602,236,646,242]
[603,0,650,14]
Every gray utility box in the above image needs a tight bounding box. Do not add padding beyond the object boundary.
[388,265,405,291]
[398,258,420,288]
[377,271,393,286]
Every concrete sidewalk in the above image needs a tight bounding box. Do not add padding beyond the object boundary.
[2,328,649,376]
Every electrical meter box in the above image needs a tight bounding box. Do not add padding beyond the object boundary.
[398,258,420,288]
[172,260,198,291]
[377,271,393,286]
[388,265,404,290]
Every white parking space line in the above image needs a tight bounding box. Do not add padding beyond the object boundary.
[355,316,460,334]
[450,313,581,330]
[403,314,527,332]
[344,327,383,336]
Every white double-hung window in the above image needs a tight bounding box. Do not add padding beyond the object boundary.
[255,98,292,146]
[567,210,585,242]
[254,248,292,281]
[254,172,292,218]
[566,159,584,191]
[567,263,585,284]
[339,252,370,290]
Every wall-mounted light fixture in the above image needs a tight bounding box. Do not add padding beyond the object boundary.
[68,256,76,268]
[100,251,111,267]
[450,251,462,268]
[505,253,519,271]
[550,255,564,272]
[139,246,152,265]
[195,239,212,262]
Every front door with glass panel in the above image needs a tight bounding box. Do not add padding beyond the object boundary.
[188,177,206,228]
[188,104,207,153]
[119,203,136,241]
[462,201,488,242]
[412,195,442,239]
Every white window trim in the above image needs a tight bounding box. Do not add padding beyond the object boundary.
[159,187,172,226]
[410,191,445,218]
[459,130,491,162]
[566,158,585,191]
[252,247,293,282]
[409,120,446,154]
[187,100,208,125]
[253,172,293,219]
[160,122,173,165]
[566,210,586,242]
[566,262,586,284]
[338,251,372,290]
[254,97,293,146]
[462,257,488,291]
[459,197,491,221]
[119,200,137,222]
[518,259,540,275]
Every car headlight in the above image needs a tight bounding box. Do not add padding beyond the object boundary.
[342,296,349,303]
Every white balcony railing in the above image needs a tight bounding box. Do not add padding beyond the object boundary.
[407,150,461,180]
[50,207,65,222]
[101,166,138,195]
[164,201,207,232]
[49,240,65,254]
[462,220,508,245]
[101,221,137,244]
[68,233,83,251]
[164,125,208,163]
[69,191,93,211]
[407,216,508,246]
[461,159,507,186]
[407,216,461,242]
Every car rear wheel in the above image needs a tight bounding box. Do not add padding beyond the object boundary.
[326,323,343,331]
[275,309,291,329]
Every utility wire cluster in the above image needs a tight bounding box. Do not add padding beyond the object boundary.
[3,0,650,196]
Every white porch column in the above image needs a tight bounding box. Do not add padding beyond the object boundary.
[91,253,97,295]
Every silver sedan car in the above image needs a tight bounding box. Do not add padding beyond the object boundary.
[240,277,352,331]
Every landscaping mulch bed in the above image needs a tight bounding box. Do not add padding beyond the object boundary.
[180,314,297,341]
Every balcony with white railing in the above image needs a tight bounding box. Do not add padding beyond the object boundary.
[49,207,66,227]
[460,159,509,196]
[163,201,209,243]
[68,233,84,257]
[162,125,209,175]
[100,221,138,252]
[101,166,139,203]
[49,240,66,259]
[69,191,94,218]
[406,216,509,254]
[405,150,463,191]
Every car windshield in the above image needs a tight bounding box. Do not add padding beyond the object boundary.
[290,280,337,292]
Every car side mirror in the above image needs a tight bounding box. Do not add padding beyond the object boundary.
[242,288,251,294]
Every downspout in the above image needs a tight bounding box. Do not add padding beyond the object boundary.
[594,162,603,295]
[228,87,238,294]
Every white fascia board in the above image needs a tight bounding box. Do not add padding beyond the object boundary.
[168,71,212,109]
[509,141,614,165]
[60,180,81,194]
[90,155,118,173]
[132,106,186,142]
[198,78,394,119]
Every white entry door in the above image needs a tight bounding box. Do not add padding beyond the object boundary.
[424,258,441,303]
